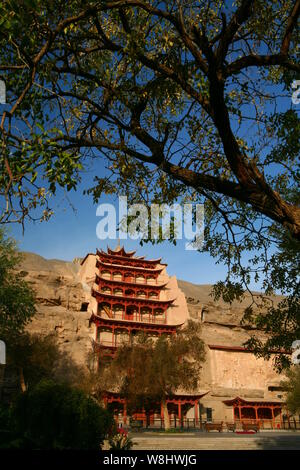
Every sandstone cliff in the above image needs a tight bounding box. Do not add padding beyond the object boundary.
[17,252,280,368]
[19,252,93,366]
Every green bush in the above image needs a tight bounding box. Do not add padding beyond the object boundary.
[108,429,134,450]
[0,403,11,429]
[9,379,114,449]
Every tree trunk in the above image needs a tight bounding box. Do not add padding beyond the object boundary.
[19,367,27,392]
[162,398,170,430]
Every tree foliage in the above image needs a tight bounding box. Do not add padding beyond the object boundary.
[0,228,35,339]
[5,332,89,393]
[8,379,114,449]
[95,321,205,428]
[282,366,300,414]
[0,1,299,366]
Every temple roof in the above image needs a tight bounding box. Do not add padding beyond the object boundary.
[103,390,209,402]
[90,312,182,330]
[98,248,163,265]
[92,289,175,305]
[107,245,136,257]
[96,258,165,273]
[208,344,291,354]
[223,396,284,406]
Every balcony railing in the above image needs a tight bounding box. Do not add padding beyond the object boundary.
[100,291,159,300]
[98,311,167,324]
[99,276,164,286]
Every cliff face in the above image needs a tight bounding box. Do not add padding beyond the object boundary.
[19,253,93,366]
[15,251,287,413]
[177,279,282,348]
[176,279,286,405]
[18,252,281,368]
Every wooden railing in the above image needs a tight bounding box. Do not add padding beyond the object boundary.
[99,311,166,324]
[116,418,300,431]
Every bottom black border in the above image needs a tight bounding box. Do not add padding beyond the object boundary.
[0,450,299,468]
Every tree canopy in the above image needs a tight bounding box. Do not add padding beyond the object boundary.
[6,332,89,393]
[0,228,35,339]
[0,0,299,366]
[282,366,300,414]
[95,321,205,429]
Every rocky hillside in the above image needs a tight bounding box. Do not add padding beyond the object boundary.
[177,279,282,347]
[16,252,280,366]
[18,252,92,366]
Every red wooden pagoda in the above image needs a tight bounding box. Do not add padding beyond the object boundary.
[89,245,205,427]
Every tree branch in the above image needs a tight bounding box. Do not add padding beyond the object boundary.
[281,0,300,54]
[216,0,254,62]
[226,53,300,76]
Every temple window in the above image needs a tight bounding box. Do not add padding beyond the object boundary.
[101,287,111,294]
[206,408,213,422]
[124,274,132,283]
[149,292,158,299]
[125,289,134,297]
[114,288,123,296]
[113,272,122,281]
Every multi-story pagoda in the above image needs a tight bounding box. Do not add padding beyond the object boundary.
[80,244,205,427]
[91,246,178,358]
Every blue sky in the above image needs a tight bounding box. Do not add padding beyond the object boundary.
[9,174,231,286]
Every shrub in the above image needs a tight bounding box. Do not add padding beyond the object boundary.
[108,428,134,450]
[0,403,11,429]
[10,379,114,449]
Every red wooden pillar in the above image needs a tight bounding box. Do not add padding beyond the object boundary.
[238,405,242,421]
[194,400,199,425]
[254,406,258,421]
[178,401,182,422]
[271,406,275,429]
[161,403,164,420]
[279,408,283,428]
